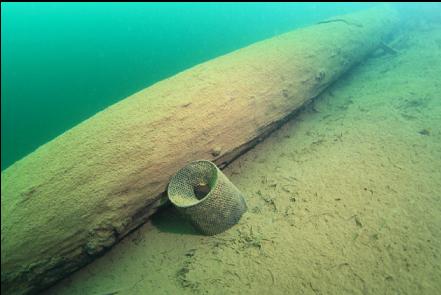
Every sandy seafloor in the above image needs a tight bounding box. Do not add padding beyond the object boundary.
[46,23,441,295]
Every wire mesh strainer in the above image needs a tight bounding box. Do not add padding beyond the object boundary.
[167,160,247,235]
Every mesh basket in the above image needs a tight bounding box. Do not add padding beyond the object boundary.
[167,160,247,235]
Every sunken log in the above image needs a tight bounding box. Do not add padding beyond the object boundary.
[1,7,398,295]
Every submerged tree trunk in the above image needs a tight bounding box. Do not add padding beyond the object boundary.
[1,7,398,295]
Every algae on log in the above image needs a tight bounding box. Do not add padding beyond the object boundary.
[1,7,398,295]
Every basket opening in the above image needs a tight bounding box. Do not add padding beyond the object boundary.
[194,183,211,200]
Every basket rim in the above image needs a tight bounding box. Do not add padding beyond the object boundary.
[167,160,219,208]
